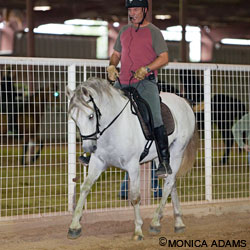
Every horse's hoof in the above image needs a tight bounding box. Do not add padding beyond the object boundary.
[149,225,161,235]
[132,234,144,241]
[175,226,185,233]
[67,228,82,239]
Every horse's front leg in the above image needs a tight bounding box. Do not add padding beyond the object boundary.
[68,156,106,239]
[128,165,144,241]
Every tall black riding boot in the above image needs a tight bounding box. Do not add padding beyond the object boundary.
[154,125,172,177]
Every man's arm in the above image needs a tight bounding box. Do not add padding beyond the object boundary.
[146,51,168,71]
[107,50,121,81]
[134,51,168,80]
[109,50,121,66]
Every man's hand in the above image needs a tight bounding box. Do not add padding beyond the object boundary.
[107,65,119,81]
[134,67,148,80]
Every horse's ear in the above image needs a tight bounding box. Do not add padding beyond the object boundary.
[80,86,89,97]
[66,86,74,100]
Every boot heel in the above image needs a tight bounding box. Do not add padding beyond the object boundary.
[166,165,172,174]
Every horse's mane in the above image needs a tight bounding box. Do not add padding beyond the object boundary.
[68,77,125,115]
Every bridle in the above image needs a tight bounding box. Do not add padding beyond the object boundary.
[80,94,129,142]
[80,95,102,141]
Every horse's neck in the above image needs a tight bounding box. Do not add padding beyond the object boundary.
[99,92,128,122]
[99,92,139,133]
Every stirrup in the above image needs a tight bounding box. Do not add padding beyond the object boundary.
[155,162,172,178]
[155,165,168,178]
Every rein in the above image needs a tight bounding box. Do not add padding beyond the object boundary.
[80,94,130,141]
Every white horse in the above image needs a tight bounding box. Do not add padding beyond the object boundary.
[66,77,198,240]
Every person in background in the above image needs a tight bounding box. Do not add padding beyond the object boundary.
[232,113,250,165]
[120,160,162,200]
[0,71,19,134]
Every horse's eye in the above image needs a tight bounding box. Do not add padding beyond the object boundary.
[89,114,94,120]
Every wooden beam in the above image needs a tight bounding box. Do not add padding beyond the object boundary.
[26,0,35,57]
[179,0,187,62]
[146,0,152,23]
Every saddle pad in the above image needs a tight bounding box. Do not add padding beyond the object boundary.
[137,102,175,138]
[161,103,175,136]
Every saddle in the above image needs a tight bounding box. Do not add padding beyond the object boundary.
[123,86,175,147]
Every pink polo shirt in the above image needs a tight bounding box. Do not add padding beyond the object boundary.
[114,23,168,84]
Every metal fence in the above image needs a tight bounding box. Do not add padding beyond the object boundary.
[0,57,249,221]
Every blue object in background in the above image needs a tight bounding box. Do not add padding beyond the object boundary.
[120,161,162,199]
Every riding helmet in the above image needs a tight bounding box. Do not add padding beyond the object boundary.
[125,0,148,8]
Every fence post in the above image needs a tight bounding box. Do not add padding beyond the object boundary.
[140,162,151,205]
[127,163,151,206]
[204,68,212,201]
[68,64,76,212]
[83,63,88,210]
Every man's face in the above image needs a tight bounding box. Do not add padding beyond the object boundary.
[128,7,144,24]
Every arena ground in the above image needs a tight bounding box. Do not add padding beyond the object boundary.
[0,201,250,250]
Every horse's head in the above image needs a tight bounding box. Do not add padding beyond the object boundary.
[67,77,126,154]
[67,84,99,153]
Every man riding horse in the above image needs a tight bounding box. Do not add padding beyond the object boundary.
[80,0,171,177]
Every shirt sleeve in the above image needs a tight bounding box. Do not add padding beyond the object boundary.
[114,32,122,53]
[150,24,168,56]
[113,26,128,53]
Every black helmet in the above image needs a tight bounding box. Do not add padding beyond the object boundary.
[125,0,148,8]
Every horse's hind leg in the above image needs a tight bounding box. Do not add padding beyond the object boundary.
[222,132,234,165]
[22,139,36,165]
[149,156,182,234]
[149,174,175,234]
[128,166,144,241]
[32,140,44,164]
[21,144,28,165]
[171,182,185,233]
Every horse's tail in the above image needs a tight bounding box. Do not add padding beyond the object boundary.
[176,125,199,177]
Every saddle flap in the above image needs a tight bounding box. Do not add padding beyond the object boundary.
[133,100,175,138]
[122,87,175,139]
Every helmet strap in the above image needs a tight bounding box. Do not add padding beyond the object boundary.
[135,7,147,32]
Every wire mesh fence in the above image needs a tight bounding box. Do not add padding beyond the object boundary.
[0,57,249,221]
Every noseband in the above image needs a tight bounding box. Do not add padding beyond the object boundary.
[80,95,129,142]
